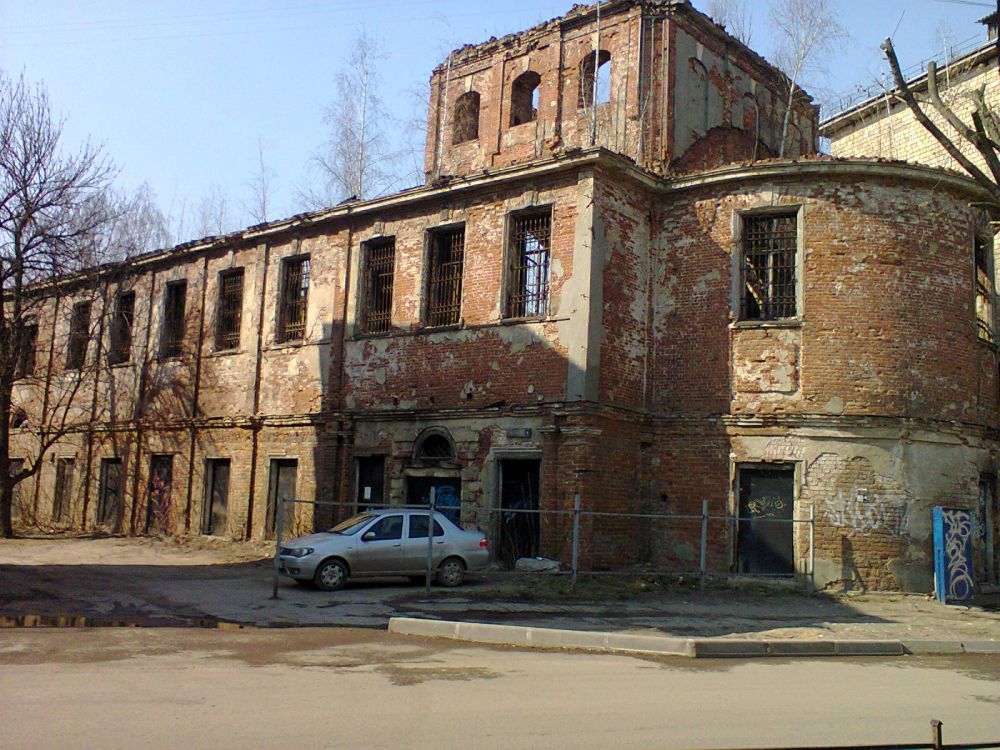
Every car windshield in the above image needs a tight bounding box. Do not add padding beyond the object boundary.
[329,513,376,535]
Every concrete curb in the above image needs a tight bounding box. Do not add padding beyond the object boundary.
[388,618,999,658]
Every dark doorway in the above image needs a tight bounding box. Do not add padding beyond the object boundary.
[52,458,75,523]
[407,476,461,524]
[979,474,998,586]
[498,459,540,569]
[737,466,795,576]
[202,459,231,536]
[97,458,123,528]
[357,456,385,509]
[266,459,297,538]
[146,455,174,534]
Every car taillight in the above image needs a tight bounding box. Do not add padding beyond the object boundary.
[479,538,488,548]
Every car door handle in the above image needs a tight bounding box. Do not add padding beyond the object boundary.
[435,540,445,545]
[393,543,401,547]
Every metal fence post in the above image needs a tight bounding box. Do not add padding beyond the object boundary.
[571,492,581,590]
[700,499,708,590]
[931,719,943,750]
[808,504,816,593]
[271,498,285,600]
[425,487,436,593]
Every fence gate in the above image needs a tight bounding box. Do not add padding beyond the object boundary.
[737,466,794,576]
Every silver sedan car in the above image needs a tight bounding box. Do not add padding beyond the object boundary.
[278,508,490,590]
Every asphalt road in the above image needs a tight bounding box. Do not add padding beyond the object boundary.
[1,627,998,750]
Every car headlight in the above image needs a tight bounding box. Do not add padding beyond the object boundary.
[283,547,314,558]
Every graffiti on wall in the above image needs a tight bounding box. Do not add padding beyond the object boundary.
[823,489,908,537]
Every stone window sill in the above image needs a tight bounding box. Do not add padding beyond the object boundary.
[730,319,803,330]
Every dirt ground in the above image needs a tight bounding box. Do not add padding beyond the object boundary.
[1,534,999,642]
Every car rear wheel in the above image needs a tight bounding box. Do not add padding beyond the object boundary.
[314,559,347,591]
[437,557,465,587]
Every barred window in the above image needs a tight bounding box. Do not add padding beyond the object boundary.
[66,301,91,370]
[16,322,37,379]
[108,292,135,365]
[425,227,465,327]
[278,256,310,343]
[362,238,395,334]
[215,268,244,351]
[160,281,187,358]
[740,213,798,321]
[506,210,552,318]
[975,235,995,343]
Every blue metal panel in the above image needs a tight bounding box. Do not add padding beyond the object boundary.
[933,507,976,604]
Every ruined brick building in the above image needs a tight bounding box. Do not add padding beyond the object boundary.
[11,0,1000,592]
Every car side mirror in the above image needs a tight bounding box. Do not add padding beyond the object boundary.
[362,531,376,542]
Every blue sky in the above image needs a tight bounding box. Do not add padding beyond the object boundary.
[1,1,994,238]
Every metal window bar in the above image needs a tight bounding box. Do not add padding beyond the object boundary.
[364,240,395,334]
[507,213,551,318]
[426,229,464,327]
[160,282,186,358]
[741,214,797,320]
[279,257,310,342]
[216,270,244,350]
[66,302,91,370]
[109,293,135,365]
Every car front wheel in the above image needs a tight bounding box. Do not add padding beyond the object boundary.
[436,557,465,587]
[314,559,347,591]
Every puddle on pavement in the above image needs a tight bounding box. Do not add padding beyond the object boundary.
[0,614,247,630]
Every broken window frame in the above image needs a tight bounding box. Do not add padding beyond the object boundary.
[452,91,481,145]
[215,268,245,351]
[510,71,541,127]
[504,207,553,319]
[108,291,136,365]
[66,300,92,370]
[578,49,612,109]
[738,209,800,323]
[975,233,995,344]
[159,280,187,359]
[360,237,396,335]
[15,321,38,380]
[277,255,310,344]
[424,225,465,328]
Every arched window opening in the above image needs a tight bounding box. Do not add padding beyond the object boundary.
[510,71,541,127]
[578,50,612,109]
[414,430,457,462]
[452,91,481,145]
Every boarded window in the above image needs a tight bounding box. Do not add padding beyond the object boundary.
[506,209,552,318]
[452,91,480,144]
[66,301,91,370]
[740,212,798,321]
[278,256,310,343]
[362,238,395,334]
[160,281,187,358]
[510,71,541,126]
[215,268,244,351]
[425,227,465,327]
[579,49,611,109]
[976,235,995,343]
[108,292,135,365]
[52,457,75,522]
[16,322,37,379]
[96,458,122,527]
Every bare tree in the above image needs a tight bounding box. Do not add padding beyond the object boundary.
[0,71,117,537]
[244,139,276,225]
[769,0,847,156]
[708,0,753,46]
[194,185,234,238]
[310,29,397,206]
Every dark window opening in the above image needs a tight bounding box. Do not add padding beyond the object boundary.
[97,458,123,529]
[979,473,999,586]
[740,213,798,321]
[975,235,994,343]
[66,301,91,370]
[16,322,37,379]
[510,71,541,126]
[579,49,611,109]
[278,256,310,343]
[108,292,135,365]
[215,269,244,351]
[737,466,795,576]
[52,457,75,522]
[498,459,540,569]
[160,281,187,358]
[146,454,174,534]
[425,227,465,327]
[415,433,455,461]
[506,209,552,318]
[202,458,231,536]
[452,91,481,144]
[357,455,386,508]
[362,239,395,334]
